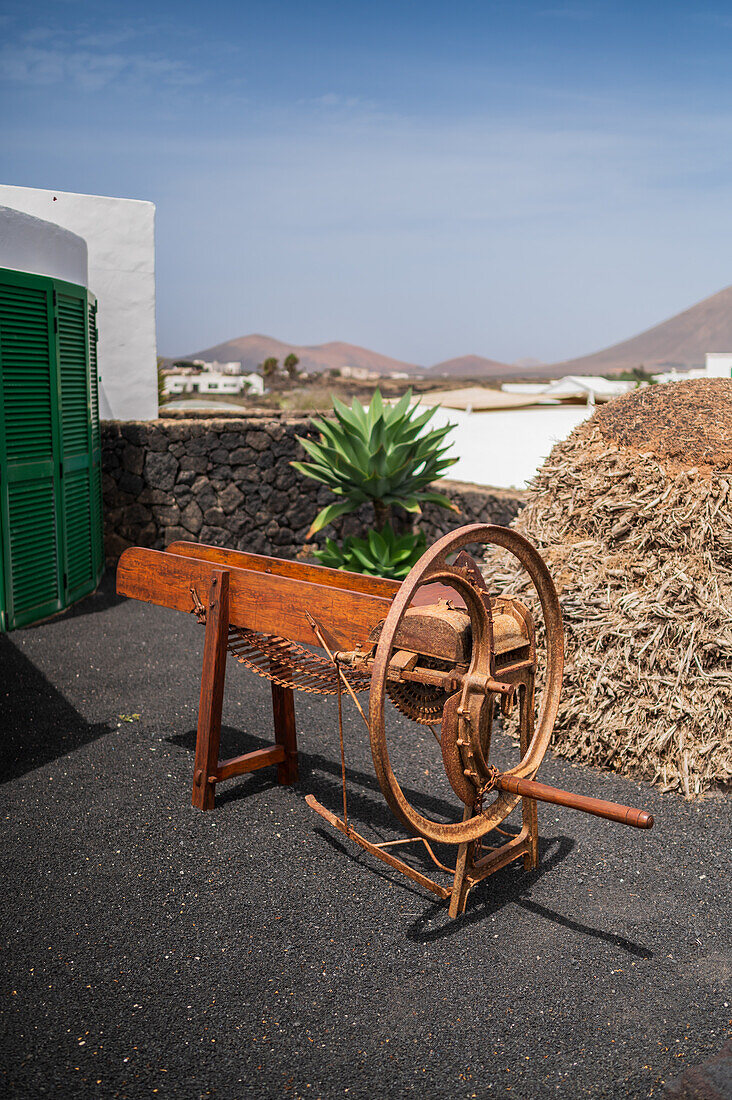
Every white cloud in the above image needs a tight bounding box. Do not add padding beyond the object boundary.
[0,25,204,92]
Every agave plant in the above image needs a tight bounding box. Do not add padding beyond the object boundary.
[313,525,427,581]
[292,389,458,538]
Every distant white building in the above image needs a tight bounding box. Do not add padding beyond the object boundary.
[542,376,632,404]
[201,360,243,375]
[652,356,732,384]
[652,367,704,383]
[705,353,732,378]
[241,372,264,395]
[164,370,264,398]
[339,365,380,381]
[502,376,633,405]
[165,372,246,397]
[501,382,556,396]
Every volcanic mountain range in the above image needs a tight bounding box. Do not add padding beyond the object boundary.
[178,284,732,379]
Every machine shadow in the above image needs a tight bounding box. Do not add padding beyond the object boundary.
[405,839,655,958]
[167,725,286,807]
[0,636,113,781]
[167,723,653,959]
[168,726,463,827]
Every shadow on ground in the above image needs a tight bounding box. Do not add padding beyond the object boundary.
[168,722,651,959]
[51,569,126,623]
[0,637,112,782]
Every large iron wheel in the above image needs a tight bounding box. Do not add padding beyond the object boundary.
[369,523,564,846]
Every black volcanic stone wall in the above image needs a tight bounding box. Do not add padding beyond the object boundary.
[101,416,527,564]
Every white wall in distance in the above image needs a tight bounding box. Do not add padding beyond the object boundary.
[705,353,732,379]
[0,205,88,286]
[0,185,157,420]
[425,404,594,489]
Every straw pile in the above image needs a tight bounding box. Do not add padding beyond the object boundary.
[484,379,732,796]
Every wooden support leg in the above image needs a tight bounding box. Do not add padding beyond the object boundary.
[192,569,230,811]
[271,682,298,785]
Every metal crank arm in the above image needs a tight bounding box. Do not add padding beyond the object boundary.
[305,795,451,899]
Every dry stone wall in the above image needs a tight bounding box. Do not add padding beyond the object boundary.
[101,415,527,564]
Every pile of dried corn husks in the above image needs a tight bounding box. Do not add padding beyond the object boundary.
[484,379,732,796]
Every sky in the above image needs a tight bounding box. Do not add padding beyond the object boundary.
[2,0,732,365]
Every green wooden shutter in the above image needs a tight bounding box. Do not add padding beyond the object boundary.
[88,296,103,574]
[0,270,103,631]
[56,287,95,600]
[0,271,64,628]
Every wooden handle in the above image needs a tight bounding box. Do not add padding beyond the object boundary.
[497,775,654,829]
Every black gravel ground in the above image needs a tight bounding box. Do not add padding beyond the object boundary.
[1,575,730,1100]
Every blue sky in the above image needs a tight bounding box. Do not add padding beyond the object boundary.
[2,1,732,363]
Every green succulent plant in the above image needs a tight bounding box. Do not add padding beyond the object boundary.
[313,524,427,581]
[292,389,458,538]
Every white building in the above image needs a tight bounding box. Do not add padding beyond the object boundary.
[200,360,243,375]
[653,356,732,384]
[164,371,264,398]
[339,365,380,381]
[241,372,264,395]
[542,376,633,403]
[705,353,732,379]
[502,376,633,405]
[165,372,247,397]
[501,382,552,396]
[0,184,157,420]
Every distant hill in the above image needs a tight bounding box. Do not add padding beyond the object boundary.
[511,357,547,370]
[429,354,513,377]
[171,283,732,382]
[537,284,732,378]
[428,286,732,379]
[175,334,422,376]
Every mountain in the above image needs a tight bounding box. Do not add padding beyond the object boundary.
[511,357,547,369]
[537,284,732,378]
[176,334,422,376]
[429,354,513,377]
[429,286,732,379]
[173,283,732,382]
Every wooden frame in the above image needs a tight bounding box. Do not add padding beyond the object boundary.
[117,544,396,809]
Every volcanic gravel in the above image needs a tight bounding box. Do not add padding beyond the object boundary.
[1,575,730,1099]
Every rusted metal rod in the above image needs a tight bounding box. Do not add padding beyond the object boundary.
[496,775,654,829]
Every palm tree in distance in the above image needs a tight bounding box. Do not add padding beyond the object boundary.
[283,353,300,380]
[259,357,279,388]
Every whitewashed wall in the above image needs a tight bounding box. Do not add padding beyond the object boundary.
[0,185,157,420]
[0,205,88,286]
[705,353,732,379]
[423,404,594,489]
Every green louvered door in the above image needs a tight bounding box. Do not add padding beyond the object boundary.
[88,296,104,572]
[57,287,96,601]
[0,271,63,630]
[0,269,102,631]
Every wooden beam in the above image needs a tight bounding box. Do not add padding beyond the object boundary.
[117,547,394,650]
[166,541,400,599]
[214,745,286,782]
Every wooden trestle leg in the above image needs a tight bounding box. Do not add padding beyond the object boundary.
[271,682,298,785]
[192,569,230,811]
[191,570,300,810]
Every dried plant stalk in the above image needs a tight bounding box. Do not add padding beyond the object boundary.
[484,380,732,798]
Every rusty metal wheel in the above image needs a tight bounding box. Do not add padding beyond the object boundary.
[369,523,564,846]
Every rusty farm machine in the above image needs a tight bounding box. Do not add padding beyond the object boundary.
[117,524,653,918]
